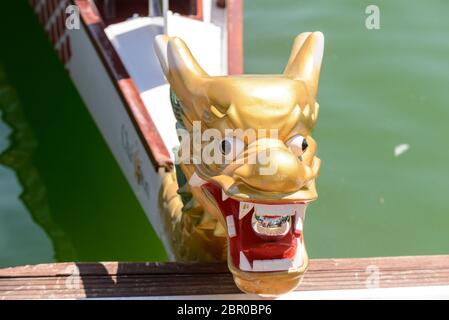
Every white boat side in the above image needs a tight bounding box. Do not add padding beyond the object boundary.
[28,0,243,258]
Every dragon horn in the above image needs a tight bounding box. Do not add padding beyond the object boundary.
[284,32,312,72]
[154,35,209,118]
[284,32,324,98]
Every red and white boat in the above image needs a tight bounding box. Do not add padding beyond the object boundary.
[29,0,243,256]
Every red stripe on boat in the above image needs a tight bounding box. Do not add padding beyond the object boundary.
[66,37,72,61]
[58,11,64,39]
[74,0,173,169]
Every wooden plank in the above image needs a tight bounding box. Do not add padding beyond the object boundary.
[1,255,448,299]
[0,262,230,277]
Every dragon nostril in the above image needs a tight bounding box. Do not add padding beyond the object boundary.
[233,145,310,193]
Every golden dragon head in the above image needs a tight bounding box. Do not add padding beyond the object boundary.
[155,32,324,297]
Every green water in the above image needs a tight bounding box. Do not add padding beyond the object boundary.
[0,1,166,268]
[1,0,449,268]
[245,0,449,257]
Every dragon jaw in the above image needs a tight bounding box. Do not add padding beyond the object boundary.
[185,169,315,296]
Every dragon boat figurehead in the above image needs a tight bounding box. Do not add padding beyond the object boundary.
[155,32,324,296]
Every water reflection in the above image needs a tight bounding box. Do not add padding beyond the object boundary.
[0,69,59,267]
[0,0,167,267]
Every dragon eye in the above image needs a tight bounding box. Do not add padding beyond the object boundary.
[286,135,308,158]
[220,139,232,155]
[219,136,245,159]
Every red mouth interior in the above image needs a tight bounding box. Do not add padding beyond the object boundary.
[202,182,303,271]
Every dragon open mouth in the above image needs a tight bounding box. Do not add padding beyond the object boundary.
[202,183,307,273]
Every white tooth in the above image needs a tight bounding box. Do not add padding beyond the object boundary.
[239,251,252,271]
[295,217,303,232]
[294,204,307,232]
[239,202,254,220]
[290,238,304,271]
[253,259,293,272]
[254,204,296,216]
[226,215,236,238]
[222,190,229,201]
[188,172,207,187]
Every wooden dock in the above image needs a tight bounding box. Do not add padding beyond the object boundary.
[1,255,449,299]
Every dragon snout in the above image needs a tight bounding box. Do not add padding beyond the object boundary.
[233,146,313,193]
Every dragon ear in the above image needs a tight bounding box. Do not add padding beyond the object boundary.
[284,32,324,98]
[154,35,208,97]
